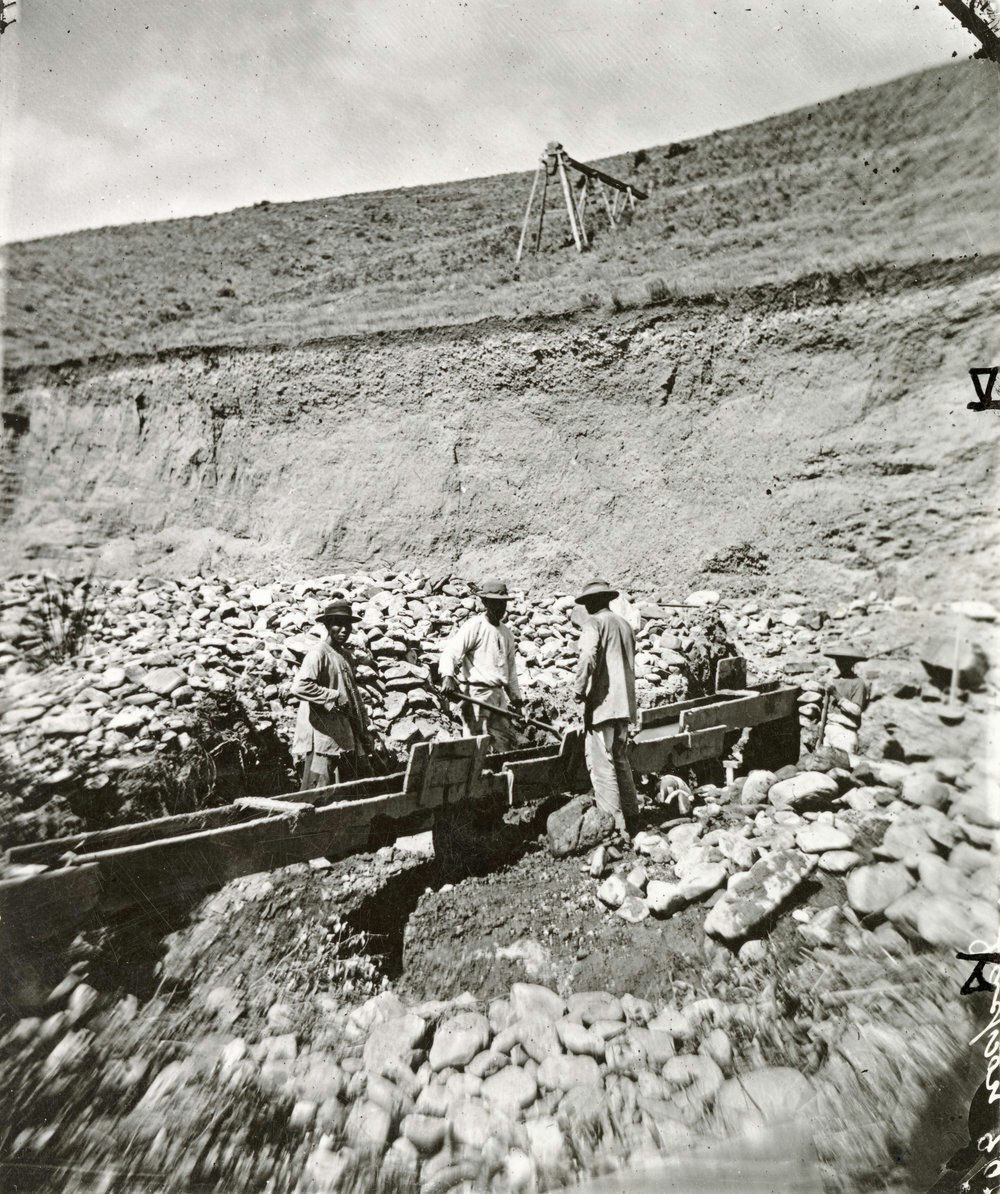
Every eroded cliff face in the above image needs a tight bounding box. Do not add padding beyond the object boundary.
[3,262,997,601]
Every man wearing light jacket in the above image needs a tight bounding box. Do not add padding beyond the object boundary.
[574,579,639,837]
[439,579,522,752]
[291,599,372,789]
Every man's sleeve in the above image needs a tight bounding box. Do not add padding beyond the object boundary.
[291,650,341,711]
[440,621,474,679]
[575,620,600,698]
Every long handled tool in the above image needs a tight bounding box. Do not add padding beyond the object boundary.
[434,684,561,738]
[940,625,966,725]
[815,688,831,748]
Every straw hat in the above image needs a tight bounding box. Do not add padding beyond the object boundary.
[317,599,360,624]
[575,579,620,604]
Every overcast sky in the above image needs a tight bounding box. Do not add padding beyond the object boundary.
[0,0,974,243]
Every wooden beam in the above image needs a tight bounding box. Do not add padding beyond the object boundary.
[557,155,585,252]
[680,687,800,734]
[596,178,617,228]
[576,177,589,246]
[630,726,727,775]
[638,693,737,732]
[5,770,408,867]
[515,163,542,265]
[562,154,648,201]
[534,166,549,252]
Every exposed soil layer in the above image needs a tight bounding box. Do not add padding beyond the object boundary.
[4,257,998,603]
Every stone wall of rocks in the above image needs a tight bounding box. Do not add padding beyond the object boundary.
[0,574,731,840]
[1,572,994,846]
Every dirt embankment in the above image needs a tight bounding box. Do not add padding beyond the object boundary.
[3,259,998,602]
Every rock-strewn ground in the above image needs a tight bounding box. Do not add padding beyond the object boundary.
[0,579,997,1192]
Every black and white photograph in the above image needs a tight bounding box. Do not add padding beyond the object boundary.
[1,2,999,1191]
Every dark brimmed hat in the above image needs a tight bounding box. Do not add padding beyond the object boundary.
[576,579,620,604]
[478,579,510,601]
[822,643,869,661]
[317,599,360,624]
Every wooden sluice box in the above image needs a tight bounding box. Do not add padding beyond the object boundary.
[0,680,798,951]
[630,680,800,774]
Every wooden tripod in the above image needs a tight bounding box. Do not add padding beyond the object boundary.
[515,141,647,265]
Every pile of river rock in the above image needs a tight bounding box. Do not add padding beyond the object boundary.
[548,740,998,956]
[0,570,994,841]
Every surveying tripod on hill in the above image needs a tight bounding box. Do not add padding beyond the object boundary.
[515,142,647,264]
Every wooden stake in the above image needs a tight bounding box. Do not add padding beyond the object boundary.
[575,177,589,246]
[949,626,961,706]
[940,625,966,724]
[816,689,831,748]
[597,178,617,228]
[515,163,542,265]
[534,165,549,252]
[557,154,584,252]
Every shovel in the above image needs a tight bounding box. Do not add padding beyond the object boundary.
[434,683,561,738]
[939,626,965,725]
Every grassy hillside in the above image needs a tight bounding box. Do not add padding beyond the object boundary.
[4,60,998,367]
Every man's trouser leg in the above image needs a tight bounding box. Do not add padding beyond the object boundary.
[300,749,370,790]
[609,721,640,830]
[586,720,625,832]
[300,750,331,791]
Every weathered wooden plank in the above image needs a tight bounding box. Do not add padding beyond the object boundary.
[715,656,747,691]
[0,864,102,949]
[403,741,432,796]
[270,771,406,805]
[484,742,558,771]
[680,687,799,733]
[504,755,560,807]
[5,804,262,867]
[90,780,456,912]
[5,771,408,868]
[236,797,313,813]
[416,737,489,807]
[630,726,727,774]
[639,693,736,731]
[424,754,487,787]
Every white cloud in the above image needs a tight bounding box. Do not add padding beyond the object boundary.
[1,0,975,241]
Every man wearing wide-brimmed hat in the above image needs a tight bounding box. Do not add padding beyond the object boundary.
[574,579,639,836]
[439,579,522,752]
[291,598,373,789]
[818,642,870,755]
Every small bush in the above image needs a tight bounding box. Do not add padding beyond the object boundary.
[31,574,103,666]
[646,276,674,304]
[578,289,601,311]
[116,745,218,821]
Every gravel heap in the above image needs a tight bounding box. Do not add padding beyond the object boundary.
[560,741,998,953]
[0,572,992,847]
[0,937,976,1194]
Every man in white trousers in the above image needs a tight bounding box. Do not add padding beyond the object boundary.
[574,579,640,837]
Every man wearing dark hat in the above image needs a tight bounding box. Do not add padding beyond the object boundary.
[819,643,870,755]
[439,579,522,751]
[574,580,640,836]
[291,599,373,790]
